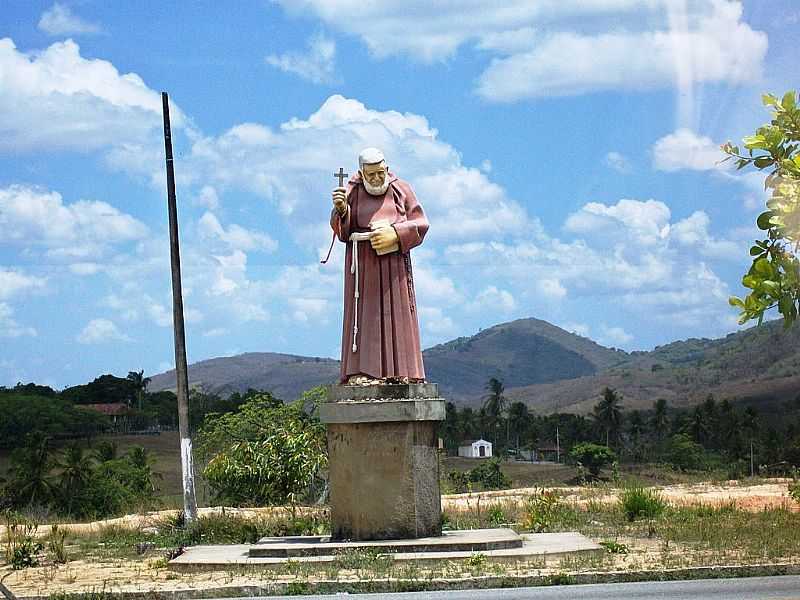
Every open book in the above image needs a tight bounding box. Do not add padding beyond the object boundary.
[369,219,399,255]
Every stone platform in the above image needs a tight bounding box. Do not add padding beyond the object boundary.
[321,382,445,541]
[168,530,602,572]
[249,527,521,558]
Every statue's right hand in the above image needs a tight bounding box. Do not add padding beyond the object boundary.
[332,187,347,215]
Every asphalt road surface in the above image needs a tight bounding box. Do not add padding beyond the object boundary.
[256,575,800,599]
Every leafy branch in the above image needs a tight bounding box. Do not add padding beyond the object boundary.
[722,91,800,327]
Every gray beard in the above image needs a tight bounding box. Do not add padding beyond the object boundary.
[363,178,390,196]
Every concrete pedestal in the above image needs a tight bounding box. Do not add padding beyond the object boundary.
[320,383,445,541]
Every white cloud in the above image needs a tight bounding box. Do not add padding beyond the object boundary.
[192,186,220,210]
[265,33,337,84]
[537,278,567,300]
[605,151,631,174]
[274,1,766,101]
[564,199,671,247]
[76,318,131,344]
[652,128,726,171]
[0,303,37,338]
[0,269,46,300]
[562,321,590,337]
[197,212,278,253]
[289,297,329,323]
[418,305,457,337]
[471,286,516,313]
[38,3,101,36]
[598,323,633,347]
[0,38,185,153]
[0,184,148,262]
[203,328,228,338]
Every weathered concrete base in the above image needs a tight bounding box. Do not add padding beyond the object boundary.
[168,530,602,572]
[250,527,521,558]
[321,383,445,541]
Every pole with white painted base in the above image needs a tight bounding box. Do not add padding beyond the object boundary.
[162,91,198,523]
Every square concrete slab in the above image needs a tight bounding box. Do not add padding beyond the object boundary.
[168,530,603,573]
[250,527,522,557]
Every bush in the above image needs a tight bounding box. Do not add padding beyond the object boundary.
[620,486,666,521]
[467,458,511,490]
[199,393,327,506]
[446,470,470,494]
[663,434,708,471]
[523,489,564,532]
[569,443,617,478]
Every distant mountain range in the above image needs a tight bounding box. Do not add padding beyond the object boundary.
[148,317,800,414]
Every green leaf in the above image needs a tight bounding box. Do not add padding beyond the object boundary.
[749,245,765,256]
[757,211,774,230]
[782,90,797,111]
[763,93,779,108]
[729,296,745,309]
[754,156,775,169]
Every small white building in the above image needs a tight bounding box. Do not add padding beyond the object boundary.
[458,439,493,458]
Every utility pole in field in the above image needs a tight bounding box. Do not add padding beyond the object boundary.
[161,91,198,523]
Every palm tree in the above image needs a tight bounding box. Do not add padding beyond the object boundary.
[93,439,119,463]
[57,444,95,516]
[126,446,162,493]
[8,432,54,508]
[651,398,669,441]
[483,377,507,447]
[127,370,151,411]
[593,387,624,448]
[507,401,530,454]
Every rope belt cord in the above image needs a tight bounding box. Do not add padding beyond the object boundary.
[349,231,373,353]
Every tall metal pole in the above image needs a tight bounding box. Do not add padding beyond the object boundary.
[162,91,198,522]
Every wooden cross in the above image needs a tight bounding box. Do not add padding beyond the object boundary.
[334,167,348,187]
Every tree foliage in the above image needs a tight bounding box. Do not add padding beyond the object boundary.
[723,90,800,326]
[197,390,327,506]
[568,442,617,477]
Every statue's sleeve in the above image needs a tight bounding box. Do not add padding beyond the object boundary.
[393,182,429,253]
[330,184,355,242]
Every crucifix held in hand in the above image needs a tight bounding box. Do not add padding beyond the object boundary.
[334,167,348,187]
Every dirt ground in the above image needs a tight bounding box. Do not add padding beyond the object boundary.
[1,480,797,598]
[442,479,798,512]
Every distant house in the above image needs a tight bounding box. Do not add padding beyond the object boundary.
[80,402,129,424]
[458,439,493,458]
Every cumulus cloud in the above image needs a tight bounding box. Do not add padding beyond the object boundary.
[274,1,766,101]
[76,318,131,344]
[265,33,337,84]
[605,151,631,173]
[598,324,634,347]
[197,212,278,253]
[38,3,101,36]
[0,303,37,338]
[0,269,46,300]
[0,38,185,153]
[652,128,726,171]
[0,185,148,263]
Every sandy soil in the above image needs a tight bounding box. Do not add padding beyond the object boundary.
[442,479,798,512]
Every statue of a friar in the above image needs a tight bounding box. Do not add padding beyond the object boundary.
[330,148,428,385]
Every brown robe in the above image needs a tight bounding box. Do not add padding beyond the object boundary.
[331,172,428,382]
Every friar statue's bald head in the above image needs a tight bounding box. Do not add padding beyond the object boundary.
[358,147,390,196]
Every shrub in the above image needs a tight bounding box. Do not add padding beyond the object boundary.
[664,434,707,471]
[199,393,327,506]
[446,470,470,494]
[3,516,43,570]
[523,489,562,532]
[467,458,511,490]
[569,443,617,478]
[620,486,666,521]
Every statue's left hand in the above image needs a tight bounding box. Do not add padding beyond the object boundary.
[370,226,399,252]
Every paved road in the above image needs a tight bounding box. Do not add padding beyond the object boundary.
[257,575,800,599]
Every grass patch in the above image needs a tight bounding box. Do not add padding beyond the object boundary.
[619,486,666,521]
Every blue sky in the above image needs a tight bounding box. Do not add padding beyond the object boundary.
[1,1,798,388]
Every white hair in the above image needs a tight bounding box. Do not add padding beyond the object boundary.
[358,147,385,168]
